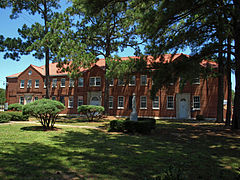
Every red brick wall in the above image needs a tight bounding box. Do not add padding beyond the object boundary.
[6,64,228,119]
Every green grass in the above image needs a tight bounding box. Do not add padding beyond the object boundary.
[0,120,240,179]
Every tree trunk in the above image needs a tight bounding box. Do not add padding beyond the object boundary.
[216,36,224,123]
[44,0,50,99]
[225,37,232,126]
[232,0,240,129]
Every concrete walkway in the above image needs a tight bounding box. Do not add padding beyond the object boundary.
[0,121,100,129]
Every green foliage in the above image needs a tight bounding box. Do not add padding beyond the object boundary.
[77,105,104,122]
[109,119,125,132]
[8,103,23,111]
[109,118,156,134]
[0,111,28,122]
[196,115,205,121]
[23,99,65,128]
[0,88,5,105]
[0,112,11,123]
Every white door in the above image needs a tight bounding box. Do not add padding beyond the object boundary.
[179,98,188,119]
[90,96,100,106]
[25,96,32,104]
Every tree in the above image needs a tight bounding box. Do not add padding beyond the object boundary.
[1,0,63,99]
[56,0,139,115]
[0,88,5,106]
[23,99,65,128]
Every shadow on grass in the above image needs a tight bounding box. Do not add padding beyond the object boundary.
[56,117,105,124]
[20,126,62,132]
[0,142,84,180]
[49,128,240,180]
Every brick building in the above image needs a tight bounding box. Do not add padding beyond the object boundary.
[5,54,227,119]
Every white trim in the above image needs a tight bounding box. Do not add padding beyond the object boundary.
[52,78,57,88]
[192,77,200,85]
[117,96,124,109]
[129,75,136,86]
[152,96,160,109]
[68,96,74,108]
[35,80,39,88]
[69,78,75,87]
[109,96,113,109]
[109,78,114,86]
[89,77,101,87]
[193,96,200,110]
[61,78,66,87]
[20,80,24,89]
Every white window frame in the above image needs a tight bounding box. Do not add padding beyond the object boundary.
[109,78,114,86]
[152,96,159,109]
[140,96,147,109]
[35,80,39,88]
[27,80,32,88]
[89,77,101,86]
[118,79,125,86]
[20,80,24,89]
[140,75,147,86]
[78,96,83,107]
[109,96,113,109]
[192,77,200,85]
[61,78,66,87]
[78,77,84,87]
[20,96,24,105]
[193,96,200,110]
[167,96,174,110]
[118,96,124,109]
[69,78,75,87]
[68,96,74,108]
[52,78,57,88]
[129,76,136,86]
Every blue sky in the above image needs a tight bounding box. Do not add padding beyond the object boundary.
[0,4,236,90]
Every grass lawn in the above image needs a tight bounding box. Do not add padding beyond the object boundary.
[0,119,240,179]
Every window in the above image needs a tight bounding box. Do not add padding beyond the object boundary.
[193,96,200,110]
[68,96,74,108]
[61,78,65,87]
[109,96,113,109]
[192,77,200,84]
[78,77,84,87]
[140,96,147,109]
[20,80,24,88]
[60,96,65,105]
[109,78,114,86]
[118,96,124,109]
[118,79,124,86]
[52,96,56,101]
[52,79,57,87]
[78,96,83,106]
[28,70,32,75]
[69,78,74,87]
[35,80,39,88]
[44,79,46,88]
[167,96,174,109]
[27,80,32,88]
[129,76,136,86]
[152,96,159,109]
[141,75,147,85]
[20,97,24,105]
[34,96,38,101]
[89,77,101,86]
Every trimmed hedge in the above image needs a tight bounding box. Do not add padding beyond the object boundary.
[78,105,104,121]
[109,120,125,132]
[0,111,29,122]
[8,103,23,111]
[109,118,156,134]
[0,113,11,123]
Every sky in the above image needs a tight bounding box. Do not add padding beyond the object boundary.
[0,3,236,90]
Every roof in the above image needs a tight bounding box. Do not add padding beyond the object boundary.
[6,54,218,78]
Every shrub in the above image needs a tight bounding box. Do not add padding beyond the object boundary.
[0,113,11,123]
[8,103,23,111]
[23,99,65,129]
[6,111,29,121]
[110,118,156,134]
[196,115,205,121]
[109,120,125,132]
[78,105,104,121]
